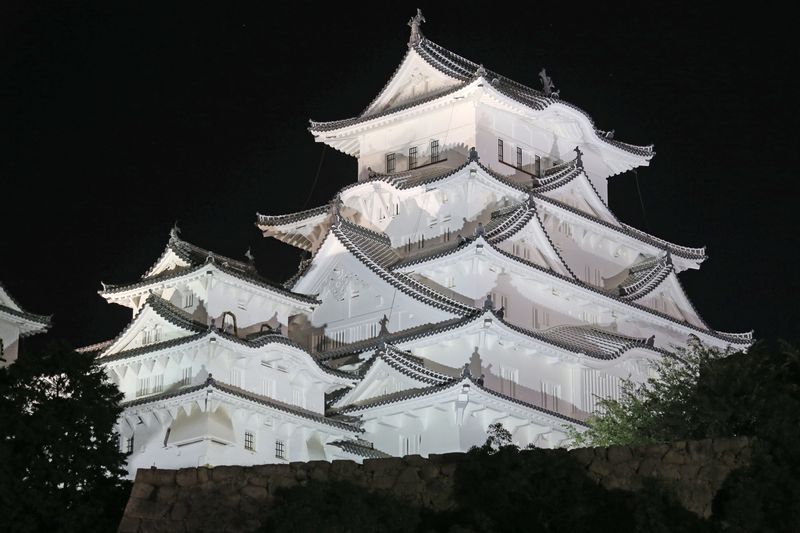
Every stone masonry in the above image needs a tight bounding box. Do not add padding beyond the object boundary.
[118,436,753,532]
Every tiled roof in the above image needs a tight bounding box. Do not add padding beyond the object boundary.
[321,309,663,362]
[335,376,587,427]
[331,220,472,315]
[103,240,318,305]
[256,205,329,227]
[368,345,453,385]
[97,324,355,380]
[309,37,654,159]
[329,440,392,459]
[0,281,51,331]
[317,315,470,361]
[122,377,362,433]
[616,255,674,300]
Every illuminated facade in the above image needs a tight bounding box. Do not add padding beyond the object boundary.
[90,12,751,477]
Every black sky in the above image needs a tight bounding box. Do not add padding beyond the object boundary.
[1,1,798,351]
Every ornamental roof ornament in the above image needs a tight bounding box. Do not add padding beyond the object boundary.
[379,314,390,336]
[574,146,584,168]
[169,221,181,242]
[468,146,480,162]
[475,64,487,77]
[329,194,343,225]
[539,68,559,98]
[407,9,426,47]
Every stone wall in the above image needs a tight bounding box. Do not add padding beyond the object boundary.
[118,436,753,533]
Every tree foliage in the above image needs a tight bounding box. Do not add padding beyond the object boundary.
[0,341,130,533]
[569,340,800,531]
[570,340,800,447]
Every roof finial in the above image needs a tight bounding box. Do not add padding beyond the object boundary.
[408,8,426,47]
[539,68,559,98]
[482,295,494,311]
[329,194,343,225]
[169,221,181,242]
[468,146,480,162]
[574,146,583,168]
[475,64,487,77]
[379,314,390,336]
[244,247,255,263]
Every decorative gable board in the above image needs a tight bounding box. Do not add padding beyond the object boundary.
[364,49,462,117]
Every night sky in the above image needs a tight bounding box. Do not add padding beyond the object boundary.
[2,2,797,352]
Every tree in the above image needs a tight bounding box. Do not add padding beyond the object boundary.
[569,340,800,531]
[0,341,130,533]
[569,340,800,447]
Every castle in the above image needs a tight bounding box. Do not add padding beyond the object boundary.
[83,12,751,477]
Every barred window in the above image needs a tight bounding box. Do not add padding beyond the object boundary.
[244,431,255,451]
[516,146,523,167]
[408,146,418,169]
[275,440,286,460]
[430,139,440,163]
[497,139,504,162]
[124,436,134,455]
[386,153,396,173]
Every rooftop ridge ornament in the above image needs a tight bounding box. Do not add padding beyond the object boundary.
[539,68,559,98]
[475,64,487,77]
[468,146,480,162]
[169,222,181,242]
[407,9,426,47]
[329,194,343,225]
[244,247,255,264]
[378,314,390,336]
[574,146,584,168]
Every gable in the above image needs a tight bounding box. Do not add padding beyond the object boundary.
[144,248,192,278]
[363,48,463,117]
[102,305,201,356]
[635,272,706,328]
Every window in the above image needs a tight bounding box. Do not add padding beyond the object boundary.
[124,436,134,455]
[393,202,400,216]
[151,374,164,394]
[430,139,440,163]
[500,366,519,397]
[244,431,255,451]
[179,367,192,386]
[408,146,418,169]
[386,153,396,173]
[351,289,360,299]
[292,388,305,408]
[183,291,194,309]
[516,146,523,167]
[541,381,562,411]
[533,307,550,330]
[136,377,150,397]
[500,295,508,312]
[401,434,422,455]
[534,155,542,177]
[275,440,286,460]
[230,367,244,388]
[497,139,504,162]
[262,377,276,398]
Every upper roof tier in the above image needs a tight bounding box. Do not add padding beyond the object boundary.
[0,282,51,337]
[308,12,654,185]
